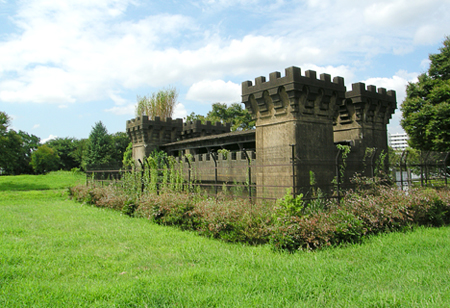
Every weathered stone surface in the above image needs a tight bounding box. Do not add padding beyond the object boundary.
[126,66,397,199]
[242,66,347,198]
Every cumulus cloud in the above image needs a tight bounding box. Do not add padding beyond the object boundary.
[41,134,57,143]
[0,0,448,111]
[363,70,420,134]
[186,80,240,104]
[173,103,188,119]
[32,124,40,129]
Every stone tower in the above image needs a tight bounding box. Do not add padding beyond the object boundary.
[242,66,346,197]
[334,82,396,175]
[126,116,183,163]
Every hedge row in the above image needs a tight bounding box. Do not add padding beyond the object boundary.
[68,185,450,251]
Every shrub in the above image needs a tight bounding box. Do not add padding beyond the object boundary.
[67,183,450,252]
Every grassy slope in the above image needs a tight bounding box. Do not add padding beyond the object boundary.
[1,172,450,307]
[0,170,85,191]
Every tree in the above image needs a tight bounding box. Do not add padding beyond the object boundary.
[0,112,40,175]
[83,121,114,168]
[185,103,255,131]
[46,137,81,171]
[111,132,131,164]
[16,131,40,174]
[135,87,178,120]
[401,36,450,151]
[30,145,60,174]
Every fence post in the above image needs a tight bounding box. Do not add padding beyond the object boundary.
[445,152,450,186]
[424,151,430,187]
[242,148,252,202]
[185,156,192,193]
[138,159,144,193]
[209,150,218,196]
[370,148,377,178]
[335,148,342,205]
[290,144,296,198]
[400,150,407,190]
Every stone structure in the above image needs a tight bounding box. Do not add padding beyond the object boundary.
[126,116,230,163]
[126,66,397,199]
[334,82,397,176]
[242,66,346,197]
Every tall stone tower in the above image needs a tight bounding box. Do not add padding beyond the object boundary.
[242,66,346,197]
[334,82,396,175]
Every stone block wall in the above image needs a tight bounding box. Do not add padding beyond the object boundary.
[242,66,346,197]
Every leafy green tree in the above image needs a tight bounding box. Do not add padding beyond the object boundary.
[186,103,255,131]
[72,139,87,169]
[0,111,10,135]
[46,137,81,170]
[401,36,450,151]
[0,112,40,175]
[83,121,114,168]
[30,145,60,174]
[0,130,22,175]
[136,87,178,120]
[111,132,131,164]
[16,131,40,174]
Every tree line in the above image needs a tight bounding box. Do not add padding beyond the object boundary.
[0,115,130,175]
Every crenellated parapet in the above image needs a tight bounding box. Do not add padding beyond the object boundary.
[181,120,231,140]
[126,116,183,162]
[242,66,346,123]
[335,82,396,127]
[126,116,183,145]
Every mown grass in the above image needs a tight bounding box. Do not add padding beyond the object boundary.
[0,170,85,191]
[1,172,450,307]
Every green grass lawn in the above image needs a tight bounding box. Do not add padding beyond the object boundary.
[1,172,450,307]
[0,170,85,191]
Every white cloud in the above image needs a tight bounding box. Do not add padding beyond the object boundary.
[363,70,418,104]
[173,103,187,119]
[42,134,57,143]
[363,70,420,134]
[1,0,449,113]
[32,124,40,129]
[105,104,135,116]
[186,80,240,104]
[420,58,431,71]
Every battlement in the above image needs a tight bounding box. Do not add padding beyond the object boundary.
[335,82,397,126]
[242,66,346,121]
[182,120,231,139]
[126,116,183,146]
[242,66,345,93]
[346,82,396,103]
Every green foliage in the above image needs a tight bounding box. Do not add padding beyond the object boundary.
[122,142,134,168]
[46,137,82,171]
[401,36,450,151]
[136,87,178,120]
[332,144,351,187]
[186,102,255,131]
[275,189,304,217]
[30,145,60,174]
[0,112,40,175]
[83,121,114,168]
[111,132,131,164]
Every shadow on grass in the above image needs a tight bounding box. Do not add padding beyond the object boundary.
[0,181,51,191]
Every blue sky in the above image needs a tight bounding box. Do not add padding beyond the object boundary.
[1,0,449,142]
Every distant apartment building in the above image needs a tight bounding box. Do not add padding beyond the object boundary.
[389,133,409,151]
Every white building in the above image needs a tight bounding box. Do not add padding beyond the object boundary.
[388,133,409,151]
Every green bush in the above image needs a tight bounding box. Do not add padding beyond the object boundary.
[68,182,450,251]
